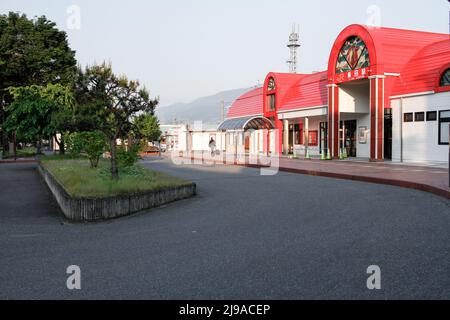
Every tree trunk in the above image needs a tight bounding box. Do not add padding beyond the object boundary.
[54,134,65,155]
[110,138,119,180]
[59,134,65,155]
[0,97,5,154]
[13,132,17,160]
[127,135,132,151]
[36,138,42,155]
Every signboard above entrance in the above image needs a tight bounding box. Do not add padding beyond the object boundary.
[335,67,371,84]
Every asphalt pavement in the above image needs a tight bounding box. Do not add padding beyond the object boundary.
[0,159,449,299]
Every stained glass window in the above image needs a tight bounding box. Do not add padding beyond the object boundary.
[267,78,276,91]
[440,69,450,87]
[336,36,370,74]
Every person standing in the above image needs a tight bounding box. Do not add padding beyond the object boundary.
[209,137,216,157]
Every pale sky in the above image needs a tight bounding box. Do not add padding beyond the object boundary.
[1,0,449,106]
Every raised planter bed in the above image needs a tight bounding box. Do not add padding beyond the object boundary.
[38,163,196,222]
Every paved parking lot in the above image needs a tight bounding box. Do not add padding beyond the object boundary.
[0,159,449,299]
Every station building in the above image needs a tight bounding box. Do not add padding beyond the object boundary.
[218,24,450,164]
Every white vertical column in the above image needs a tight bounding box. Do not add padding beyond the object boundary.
[304,117,309,157]
[292,123,296,156]
[283,119,289,155]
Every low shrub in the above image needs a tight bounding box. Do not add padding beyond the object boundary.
[116,143,141,168]
[65,131,107,167]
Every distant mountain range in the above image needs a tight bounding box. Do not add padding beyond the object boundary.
[156,87,253,125]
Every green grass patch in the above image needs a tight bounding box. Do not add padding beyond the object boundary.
[40,158,191,198]
[41,153,88,161]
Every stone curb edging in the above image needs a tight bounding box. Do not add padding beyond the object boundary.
[38,163,197,222]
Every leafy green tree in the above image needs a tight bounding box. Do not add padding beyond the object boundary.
[76,62,158,180]
[0,12,77,149]
[4,84,74,154]
[78,131,107,168]
[64,132,84,158]
[134,114,162,143]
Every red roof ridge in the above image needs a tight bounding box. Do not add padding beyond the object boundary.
[234,87,263,100]
[356,24,449,37]
[286,71,328,90]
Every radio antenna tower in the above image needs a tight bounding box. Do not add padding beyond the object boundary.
[286,25,301,73]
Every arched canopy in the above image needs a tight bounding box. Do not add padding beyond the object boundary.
[217,116,274,132]
[328,25,377,83]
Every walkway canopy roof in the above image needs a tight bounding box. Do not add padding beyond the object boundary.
[217,116,274,132]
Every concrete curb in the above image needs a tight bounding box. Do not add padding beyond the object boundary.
[176,155,450,199]
[38,163,197,222]
[273,166,450,200]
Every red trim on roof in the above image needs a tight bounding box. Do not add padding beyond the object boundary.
[227,87,264,118]
[280,71,328,111]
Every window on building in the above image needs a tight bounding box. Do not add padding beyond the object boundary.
[267,94,276,111]
[308,131,318,146]
[404,113,413,122]
[440,69,450,87]
[267,78,276,91]
[415,112,425,122]
[426,111,437,121]
[336,36,370,74]
[438,110,450,145]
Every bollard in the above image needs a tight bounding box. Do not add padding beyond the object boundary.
[326,148,332,160]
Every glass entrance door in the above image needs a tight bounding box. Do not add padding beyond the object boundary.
[341,120,357,157]
[384,109,392,160]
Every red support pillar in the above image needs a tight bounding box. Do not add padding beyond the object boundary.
[369,76,385,161]
[377,77,385,160]
[327,84,339,158]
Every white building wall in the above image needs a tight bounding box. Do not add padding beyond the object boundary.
[191,131,221,151]
[249,130,262,155]
[391,91,450,164]
[177,127,188,152]
[340,113,370,158]
[217,132,225,152]
[270,130,276,154]
[339,84,370,114]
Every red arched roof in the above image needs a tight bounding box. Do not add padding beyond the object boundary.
[391,40,450,96]
[328,24,449,83]
[280,71,328,111]
[263,72,308,100]
[227,87,264,118]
